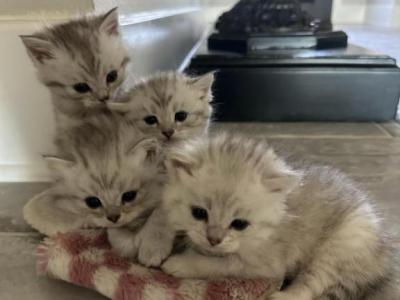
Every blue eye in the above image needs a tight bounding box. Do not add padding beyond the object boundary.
[121,190,137,203]
[106,70,118,84]
[191,206,208,221]
[175,111,187,122]
[85,196,102,209]
[230,219,249,231]
[73,82,91,93]
[144,115,158,125]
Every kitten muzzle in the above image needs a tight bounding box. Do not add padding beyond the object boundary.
[107,214,121,223]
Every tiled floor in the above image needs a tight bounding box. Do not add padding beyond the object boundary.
[1,122,400,299]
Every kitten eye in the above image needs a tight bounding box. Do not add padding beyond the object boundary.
[191,206,208,222]
[121,190,137,204]
[144,115,158,125]
[106,70,118,84]
[73,83,91,94]
[230,219,249,231]
[175,111,188,122]
[85,196,102,209]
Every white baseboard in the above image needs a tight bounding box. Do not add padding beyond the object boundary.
[0,164,50,183]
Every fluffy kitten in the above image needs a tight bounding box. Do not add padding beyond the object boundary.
[21,8,129,131]
[107,71,214,143]
[160,134,399,300]
[23,116,163,236]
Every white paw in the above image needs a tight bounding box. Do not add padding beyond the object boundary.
[268,291,311,300]
[135,223,174,267]
[161,256,192,278]
[268,292,293,300]
[107,228,138,258]
[137,235,172,267]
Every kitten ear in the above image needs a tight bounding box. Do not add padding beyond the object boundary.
[43,155,75,175]
[20,35,55,64]
[99,7,120,36]
[126,138,160,164]
[188,71,215,98]
[264,173,300,195]
[166,153,195,177]
[107,101,130,113]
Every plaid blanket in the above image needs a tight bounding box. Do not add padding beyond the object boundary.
[36,230,277,300]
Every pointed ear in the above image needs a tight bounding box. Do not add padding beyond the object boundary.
[42,155,75,175]
[20,35,55,64]
[126,138,160,164]
[188,71,215,97]
[107,101,130,113]
[99,7,120,36]
[264,173,300,194]
[166,152,195,177]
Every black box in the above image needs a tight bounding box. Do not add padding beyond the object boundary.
[187,44,400,122]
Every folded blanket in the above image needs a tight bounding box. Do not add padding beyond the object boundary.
[37,230,277,300]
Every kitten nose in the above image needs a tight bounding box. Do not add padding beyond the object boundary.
[107,214,120,223]
[99,96,109,102]
[162,129,175,139]
[207,235,222,246]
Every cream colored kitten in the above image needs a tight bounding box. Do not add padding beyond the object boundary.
[159,134,399,300]
[107,71,214,144]
[23,116,163,236]
[105,71,214,266]
[21,8,129,132]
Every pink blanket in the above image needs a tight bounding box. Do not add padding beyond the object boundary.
[36,230,276,300]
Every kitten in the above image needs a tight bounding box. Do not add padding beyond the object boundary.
[104,71,214,266]
[160,134,399,300]
[107,71,214,144]
[21,8,129,131]
[23,117,163,236]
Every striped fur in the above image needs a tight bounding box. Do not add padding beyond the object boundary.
[20,8,129,132]
[23,115,164,236]
[108,71,214,144]
[160,133,399,300]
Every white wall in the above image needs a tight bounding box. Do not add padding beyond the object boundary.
[0,1,206,182]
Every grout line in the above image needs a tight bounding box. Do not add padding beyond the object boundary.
[373,122,394,138]
[0,231,41,237]
[213,134,393,140]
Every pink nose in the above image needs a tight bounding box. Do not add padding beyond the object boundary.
[162,129,175,139]
[207,236,222,246]
[107,214,120,223]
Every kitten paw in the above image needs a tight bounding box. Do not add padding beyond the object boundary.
[268,291,311,300]
[137,235,172,267]
[161,256,192,278]
[135,222,174,267]
[107,228,138,258]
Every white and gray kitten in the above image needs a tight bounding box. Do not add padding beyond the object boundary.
[104,71,215,266]
[21,8,129,131]
[108,71,214,144]
[23,117,163,236]
[159,134,399,300]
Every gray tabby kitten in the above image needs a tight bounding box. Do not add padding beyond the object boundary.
[107,71,214,143]
[105,71,214,266]
[23,116,163,236]
[21,8,129,132]
[160,134,399,300]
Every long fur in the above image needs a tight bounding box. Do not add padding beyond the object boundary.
[108,71,214,144]
[20,8,129,132]
[160,133,399,300]
[23,115,164,236]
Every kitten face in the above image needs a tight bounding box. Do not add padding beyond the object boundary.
[46,137,162,228]
[21,8,129,108]
[108,72,214,143]
[163,135,299,256]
